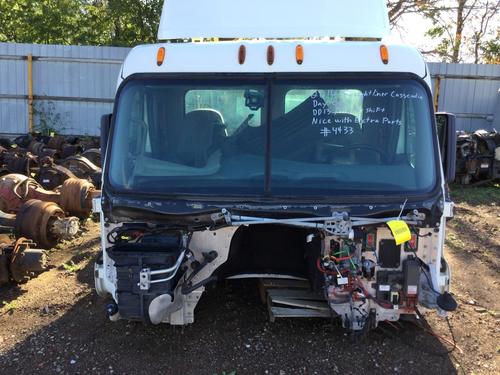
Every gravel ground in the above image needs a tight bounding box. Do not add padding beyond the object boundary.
[0,187,498,375]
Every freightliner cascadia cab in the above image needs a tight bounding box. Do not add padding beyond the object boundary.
[95,0,458,332]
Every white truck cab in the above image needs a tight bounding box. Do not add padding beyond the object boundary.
[95,0,458,332]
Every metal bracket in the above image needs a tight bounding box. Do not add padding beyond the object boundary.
[443,201,454,218]
[139,268,151,291]
[137,250,187,291]
[92,197,102,214]
[323,212,352,236]
[210,208,232,225]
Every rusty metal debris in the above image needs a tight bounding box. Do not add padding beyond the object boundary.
[59,178,100,218]
[0,133,101,188]
[0,200,79,249]
[35,156,77,190]
[0,173,99,218]
[456,129,500,185]
[60,156,102,187]
[0,133,100,285]
[81,148,101,167]
[0,237,48,286]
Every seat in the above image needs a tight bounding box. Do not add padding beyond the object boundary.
[176,109,226,167]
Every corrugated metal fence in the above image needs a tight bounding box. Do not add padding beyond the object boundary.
[430,63,500,131]
[0,43,129,136]
[1,42,499,136]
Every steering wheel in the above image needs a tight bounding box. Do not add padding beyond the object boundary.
[341,143,388,162]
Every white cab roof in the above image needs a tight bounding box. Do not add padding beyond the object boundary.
[158,0,390,40]
[120,41,431,88]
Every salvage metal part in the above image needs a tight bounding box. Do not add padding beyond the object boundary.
[0,134,101,182]
[456,129,500,185]
[46,136,67,151]
[0,237,47,285]
[60,155,101,181]
[0,173,100,218]
[35,156,77,190]
[2,151,37,175]
[59,178,99,218]
[0,200,79,249]
[15,200,80,249]
[0,174,58,213]
[81,148,101,168]
[46,136,83,159]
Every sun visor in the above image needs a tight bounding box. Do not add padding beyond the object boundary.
[158,0,391,40]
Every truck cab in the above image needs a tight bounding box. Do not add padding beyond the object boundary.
[95,0,457,331]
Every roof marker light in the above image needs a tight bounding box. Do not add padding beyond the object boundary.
[296,45,304,65]
[267,45,275,65]
[238,45,246,65]
[380,44,389,65]
[157,47,166,66]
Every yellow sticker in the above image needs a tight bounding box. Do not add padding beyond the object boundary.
[387,220,412,245]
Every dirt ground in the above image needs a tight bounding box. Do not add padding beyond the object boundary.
[0,186,499,375]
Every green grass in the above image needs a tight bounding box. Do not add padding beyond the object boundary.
[63,261,81,273]
[445,232,465,249]
[450,183,500,205]
[2,301,19,312]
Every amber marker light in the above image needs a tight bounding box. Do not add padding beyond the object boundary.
[157,47,166,66]
[267,45,275,65]
[238,45,246,65]
[296,45,304,65]
[380,44,389,65]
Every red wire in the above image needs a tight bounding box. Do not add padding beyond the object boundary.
[316,258,350,276]
[330,255,352,262]
[355,277,394,309]
[316,258,337,275]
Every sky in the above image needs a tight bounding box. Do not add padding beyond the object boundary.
[388,5,500,63]
[391,15,436,46]
[389,14,441,61]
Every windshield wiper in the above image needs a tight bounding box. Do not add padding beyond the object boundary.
[213,208,425,238]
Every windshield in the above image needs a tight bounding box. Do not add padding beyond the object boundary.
[108,76,437,197]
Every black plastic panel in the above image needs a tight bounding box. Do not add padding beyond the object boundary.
[109,246,181,322]
[378,239,401,268]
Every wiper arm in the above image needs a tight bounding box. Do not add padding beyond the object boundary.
[214,209,425,238]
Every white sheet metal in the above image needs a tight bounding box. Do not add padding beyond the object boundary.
[120,42,428,84]
[158,0,390,40]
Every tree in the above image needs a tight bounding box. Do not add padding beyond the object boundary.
[105,0,162,47]
[0,0,162,46]
[0,0,86,44]
[470,1,500,63]
[481,29,500,63]
[423,0,500,63]
[386,0,440,25]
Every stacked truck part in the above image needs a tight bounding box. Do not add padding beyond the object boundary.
[0,200,80,249]
[0,237,48,286]
[0,174,98,218]
[0,134,102,189]
[456,130,500,185]
[0,134,102,285]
